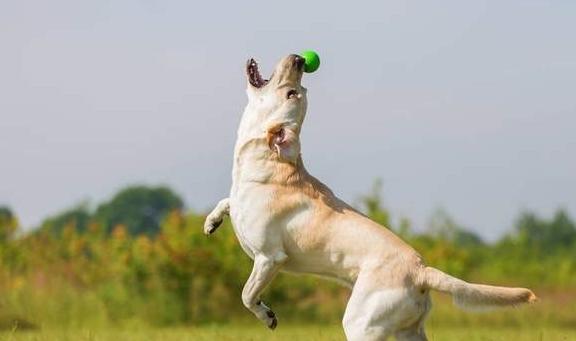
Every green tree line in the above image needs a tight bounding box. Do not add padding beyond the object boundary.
[0,184,574,329]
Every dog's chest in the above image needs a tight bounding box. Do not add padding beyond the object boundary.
[229,183,276,259]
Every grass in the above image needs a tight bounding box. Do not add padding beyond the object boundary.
[1,290,574,340]
[1,325,575,341]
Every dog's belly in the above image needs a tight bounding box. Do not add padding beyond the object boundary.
[229,180,410,289]
[228,201,257,260]
[281,251,358,287]
[228,183,282,260]
[229,182,367,284]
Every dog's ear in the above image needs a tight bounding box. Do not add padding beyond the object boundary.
[267,124,300,163]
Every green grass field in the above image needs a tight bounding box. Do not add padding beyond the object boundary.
[1,326,575,341]
[2,292,575,340]
[1,290,574,340]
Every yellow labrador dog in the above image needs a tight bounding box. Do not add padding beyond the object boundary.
[204,54,536,340]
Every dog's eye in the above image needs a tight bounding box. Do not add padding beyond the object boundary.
[286,89,298,99]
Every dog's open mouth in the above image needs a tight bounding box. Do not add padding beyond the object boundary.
[247,58,269,88]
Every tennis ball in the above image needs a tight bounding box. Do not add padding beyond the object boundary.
[300,50,320,73]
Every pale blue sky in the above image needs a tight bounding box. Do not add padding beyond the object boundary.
[1,1,575,240]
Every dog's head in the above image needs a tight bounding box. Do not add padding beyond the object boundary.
[239,54,308,164]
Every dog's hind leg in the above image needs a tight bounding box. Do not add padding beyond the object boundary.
[343,268,430,341]
[203,198,229,235]
[342,275,400,340]
[242,252,287,330]
[394,297,430,341]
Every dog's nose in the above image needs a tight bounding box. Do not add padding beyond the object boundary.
[291,54,305,70]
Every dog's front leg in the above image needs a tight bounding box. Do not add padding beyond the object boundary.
[203,198,229,235]
[242,252,287,330]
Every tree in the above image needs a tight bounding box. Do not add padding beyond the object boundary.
[513,209,576,249]
[94,185,184,235]
[0,206,18,242]
[39,204,91,235]
[428,208,483,246]
[360,179,391,228]
[359,179,414,237]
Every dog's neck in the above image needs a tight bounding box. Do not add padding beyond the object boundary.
[231,95,309,192]
[232,133,303,183]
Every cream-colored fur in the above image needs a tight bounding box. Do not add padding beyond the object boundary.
[203,54,536,340]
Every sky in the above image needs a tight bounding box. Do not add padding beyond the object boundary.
[1,1,575,241]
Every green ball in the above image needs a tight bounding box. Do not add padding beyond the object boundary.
[300,50,320,73]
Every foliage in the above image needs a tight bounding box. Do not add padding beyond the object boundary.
[509,209,576,250]
[0,206,19,242]
[94,185,183,235]
[39,204,91,235]
[0,184,574,330]
[38,186,184,236]
[428,208,484,247]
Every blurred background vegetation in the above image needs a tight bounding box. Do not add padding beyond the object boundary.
[0,183,574,332]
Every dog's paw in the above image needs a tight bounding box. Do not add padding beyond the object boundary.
[266,309,278,330]
[256,301,277,330]
[203,217,223,235]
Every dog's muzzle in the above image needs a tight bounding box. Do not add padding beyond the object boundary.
[291,54,305,70]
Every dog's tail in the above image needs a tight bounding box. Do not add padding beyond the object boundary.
[420,266,537,310]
